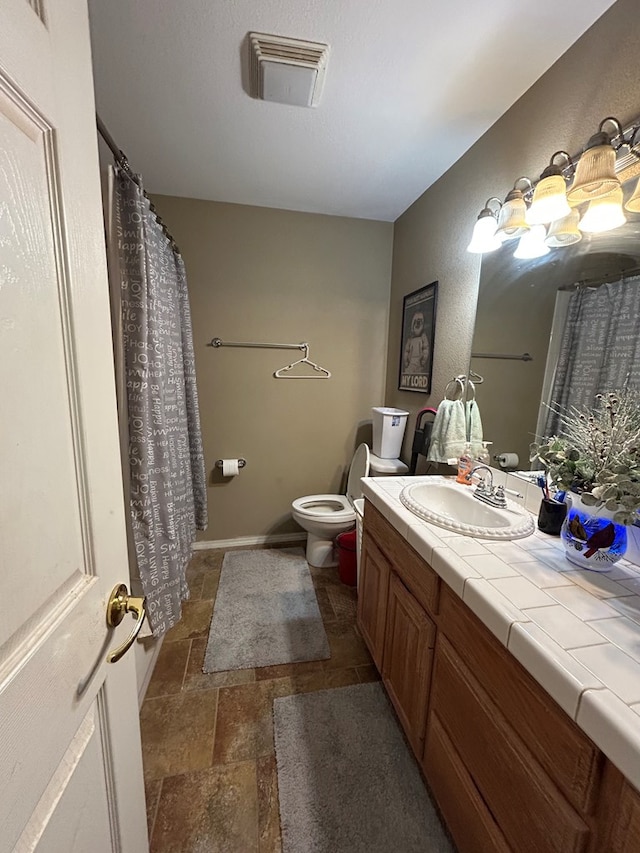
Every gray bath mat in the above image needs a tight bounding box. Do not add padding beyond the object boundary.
[273,682,453,853]
[203,547,330,672]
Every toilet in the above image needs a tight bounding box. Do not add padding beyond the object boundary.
[292,415,410,568]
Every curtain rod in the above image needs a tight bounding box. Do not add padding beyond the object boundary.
[96,113,180,254]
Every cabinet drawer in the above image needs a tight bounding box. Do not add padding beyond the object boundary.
[424,712,512,853]
[432,635,590,853]
[440,585,601,813]
[364,500,439,615]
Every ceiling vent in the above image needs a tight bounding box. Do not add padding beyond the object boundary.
[248,33,329,108]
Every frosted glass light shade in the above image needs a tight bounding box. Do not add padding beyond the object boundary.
[579,187,626,233]
[467,214,501,253]
[545,209,582,247]
[526,174,571,225]
[625,178,640,213]
[496,195,529,241]
[567,143,620,204]
[514,225,550,259]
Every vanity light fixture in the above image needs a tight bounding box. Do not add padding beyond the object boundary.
[624,128,640,212]
[466,198,502,254]
[495,178,532,241]
[578,185,627,233]
[567,117,622,205]
[625,179,640,213]
[468,112,640,256]
[514,224,550,259]
[545,208,582,247]
[526,152,573,225]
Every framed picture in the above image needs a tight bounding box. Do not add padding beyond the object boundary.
[398,281,437,394]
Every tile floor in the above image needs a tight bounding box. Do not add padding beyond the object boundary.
[140,548,378,853]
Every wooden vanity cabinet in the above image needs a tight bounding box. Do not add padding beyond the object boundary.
[356,534,391,669]
[591,762,640,852]
[358,502,440,758]
[359,499,640,853]
[382,573,435,756]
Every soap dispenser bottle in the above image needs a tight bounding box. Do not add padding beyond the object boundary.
[456,443,474,485]
[478,441,493,465]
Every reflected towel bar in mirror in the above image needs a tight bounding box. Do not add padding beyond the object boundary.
[471,352,533,361]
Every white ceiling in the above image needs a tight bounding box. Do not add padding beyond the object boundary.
[88,0,616,222]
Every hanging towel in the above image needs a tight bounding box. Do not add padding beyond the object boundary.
[426,399,468,463]
[467,400,484,457]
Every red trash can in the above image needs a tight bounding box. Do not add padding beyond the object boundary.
[336,529,357,586]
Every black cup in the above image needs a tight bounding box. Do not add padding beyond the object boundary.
[537,498,567,535]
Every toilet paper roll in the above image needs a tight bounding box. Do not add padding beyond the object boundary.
[497,453,519,469]
[221,459,240,477]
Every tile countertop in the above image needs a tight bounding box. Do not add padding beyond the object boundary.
[360,474,640,792]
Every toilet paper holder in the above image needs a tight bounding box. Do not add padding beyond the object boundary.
[215,458,247,469]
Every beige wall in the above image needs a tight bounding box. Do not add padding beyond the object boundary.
[385,0,640,463]
[151,196,393,541]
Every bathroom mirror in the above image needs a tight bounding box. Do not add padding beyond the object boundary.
[467,171,640,475]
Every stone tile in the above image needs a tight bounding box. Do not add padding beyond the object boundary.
[326,585,358,620]
[309,565,342,589]
[213,681,277,764]
[257,754,281,853]
[144,778,162,838]
[164,599,213,642]
[323,620,373,670]
[145,639,190,699]
[189,549,224,572]
[314,586,338,623]
[185,552,224,600]
[150,762,258,853]
[184,638,256,691]
[255,659,325,682]
[202,568,221,600]
[214,667,363,765]
[140,690,218,783]
[323,667,362,688]
[356,664,382,683]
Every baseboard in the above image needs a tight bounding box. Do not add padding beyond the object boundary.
[193,532,307,550]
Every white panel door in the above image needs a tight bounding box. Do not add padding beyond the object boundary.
[0,1,148,851]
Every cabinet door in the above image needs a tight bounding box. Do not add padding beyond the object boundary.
[357,534,390,668]
[431,636,589,853]
[382,573,435,756]
[591,762,640,853]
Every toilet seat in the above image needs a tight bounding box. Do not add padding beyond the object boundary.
[291,444,370,567]
[291,494,355,523]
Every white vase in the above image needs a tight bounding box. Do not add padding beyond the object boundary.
[560,492,628,571]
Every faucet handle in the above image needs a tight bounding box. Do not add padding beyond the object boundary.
[492,485,507,507]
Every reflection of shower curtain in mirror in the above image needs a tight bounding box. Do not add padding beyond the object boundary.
[543,275,640,437]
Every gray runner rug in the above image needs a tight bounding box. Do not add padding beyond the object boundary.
[273,682,453,853]
[203,547,330,672]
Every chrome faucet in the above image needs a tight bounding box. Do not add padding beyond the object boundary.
[469,465,523,508]
[470,465,504,508]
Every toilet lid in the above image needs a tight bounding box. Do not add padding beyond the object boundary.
[346,443,370,505]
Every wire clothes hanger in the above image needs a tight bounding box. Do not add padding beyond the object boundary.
[274,344,331,379]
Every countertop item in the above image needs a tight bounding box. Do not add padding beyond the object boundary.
[361,474,640,791]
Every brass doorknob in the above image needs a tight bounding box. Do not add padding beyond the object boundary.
[106,583,147,663]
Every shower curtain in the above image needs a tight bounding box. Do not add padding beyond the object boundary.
[106,166,208,635]
[543,274,640,437]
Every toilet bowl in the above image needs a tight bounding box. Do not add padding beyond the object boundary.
[292,444,370,568]
[292,444,410,568]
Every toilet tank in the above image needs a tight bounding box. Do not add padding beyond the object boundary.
[371,407,409,458]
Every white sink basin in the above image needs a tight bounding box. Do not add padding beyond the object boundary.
[400,481,534,540]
